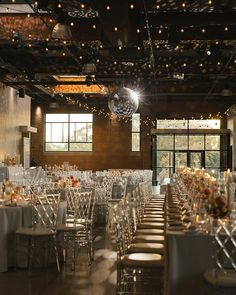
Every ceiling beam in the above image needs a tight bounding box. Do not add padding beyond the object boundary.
[146,12,236,26]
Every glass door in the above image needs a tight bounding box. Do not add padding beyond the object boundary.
[190,152,204,169]
[175,152,188,168]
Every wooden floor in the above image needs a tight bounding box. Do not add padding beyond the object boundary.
[0,226,117,295]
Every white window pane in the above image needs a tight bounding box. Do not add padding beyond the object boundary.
[45,114,68,122]
[132,133,140,151]
[87,123,93,142]
[51,123,63,142]
[132,113,140,132]
[70,143,92,151]
[156,119,187,129]
[75,123,87,141]
[189,119,220,129]
[45,123,51,142]
[69,123,76,141]
[45,143,68,151]
[70,114,93,122]
[63,123,68,141]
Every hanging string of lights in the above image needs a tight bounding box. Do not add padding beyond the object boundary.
[0,0,235,126]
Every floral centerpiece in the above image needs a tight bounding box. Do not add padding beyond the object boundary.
[176,168,229,219]
[2,178,21,204]
[55,175,80,188]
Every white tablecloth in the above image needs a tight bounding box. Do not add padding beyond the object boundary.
[166,231,216,295]
[0,202,66,272]
[0,166,24,183]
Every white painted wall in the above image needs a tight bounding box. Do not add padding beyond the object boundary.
[0,83,31,163]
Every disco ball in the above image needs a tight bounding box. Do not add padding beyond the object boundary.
[108,87,139,118]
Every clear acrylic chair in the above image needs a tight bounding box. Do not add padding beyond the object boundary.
[57,190,95,269]
[114,199,164,294]
[204,218,236,292]
[16,191,61,272]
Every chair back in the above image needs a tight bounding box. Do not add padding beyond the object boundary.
[74,191,93,222]
[31,191,60,229]
[214,218,236,270]
[65,187,81,216]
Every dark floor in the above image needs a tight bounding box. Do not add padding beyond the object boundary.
[0,227,117,295]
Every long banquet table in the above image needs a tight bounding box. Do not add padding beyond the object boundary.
[166,230,216,295]
[0,202,66,272]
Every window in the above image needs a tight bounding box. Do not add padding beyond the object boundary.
[131,113,140,151]
[45,114,93,152]
[152,119,228,180]
[156,119,220,129]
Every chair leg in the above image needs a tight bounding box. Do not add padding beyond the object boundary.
[53,236,60,272]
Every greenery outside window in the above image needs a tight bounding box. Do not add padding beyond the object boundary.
[153,119,228,179]
[45,113,93,152]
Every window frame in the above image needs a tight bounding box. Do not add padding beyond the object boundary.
[44,113,93,152]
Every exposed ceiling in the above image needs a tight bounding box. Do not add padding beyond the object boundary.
[0,0,236,107]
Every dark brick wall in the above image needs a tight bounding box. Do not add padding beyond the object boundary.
[31,102,151,170]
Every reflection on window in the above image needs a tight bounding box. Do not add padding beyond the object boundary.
[205,135,220,150]
[45,114,93,152]
[189,135,204,150]
[132,113,140,152]
[175,135,188,150]
[175,152,187,168]
[205,151,220,168]
[156,135,174,150]
[156,151,173,167]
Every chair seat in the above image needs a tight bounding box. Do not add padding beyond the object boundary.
[120,253,164,268]
[135,228,164,235]
[142,217,165,222]
[16,227,55,236]
[204,269,236,288]
[128,242,164,254]
[57,223,85,232]
[138,222,165,229]
[145,205,164,208]
[143,214,164,218]
[145,209,164,213]
[133,235,165,243]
